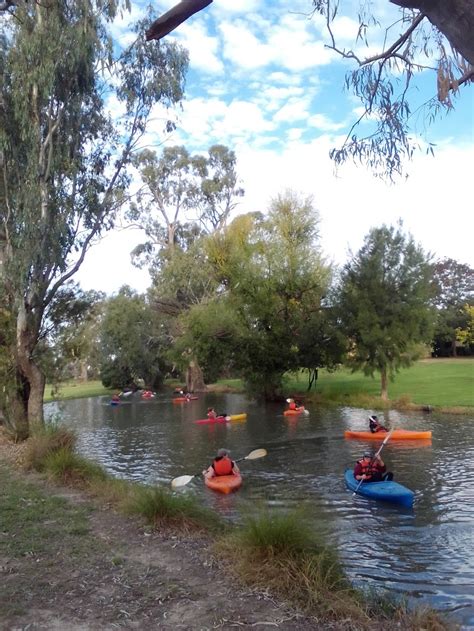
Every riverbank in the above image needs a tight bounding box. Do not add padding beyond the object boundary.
[0,432,324,630]
[0,428,456,630]
[44,357,474,414]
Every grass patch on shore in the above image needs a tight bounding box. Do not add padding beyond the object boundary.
[44,380,112,402]
[216,508,453,630]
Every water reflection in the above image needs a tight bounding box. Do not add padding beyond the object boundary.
[45,393,474,626]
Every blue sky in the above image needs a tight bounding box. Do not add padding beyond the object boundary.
[77,0,474,293]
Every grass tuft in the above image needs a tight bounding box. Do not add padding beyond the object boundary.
[23,424,77,472]
[42,447,107,485]
[124,484,222,531]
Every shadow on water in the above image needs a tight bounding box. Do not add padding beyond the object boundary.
[45,392,474,626]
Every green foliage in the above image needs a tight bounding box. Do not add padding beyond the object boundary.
[337,224,436,398]
[98,287,170,389]
[200,191,335,398]
[432,259,474,356]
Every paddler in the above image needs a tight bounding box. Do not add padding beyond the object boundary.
[354,451,393,483]
[368,414,388,433]
[203,448,240,480]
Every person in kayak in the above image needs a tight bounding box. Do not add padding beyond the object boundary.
[369,414,388,433]
[286,398,304,412]
[207,407,228,419]
[203,448,240,479]
[354,452,393,482]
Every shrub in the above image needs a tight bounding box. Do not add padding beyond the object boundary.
[23,424,76,472]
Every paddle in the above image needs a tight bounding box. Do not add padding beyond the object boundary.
[352,428,394,496]
[170,448,267,489]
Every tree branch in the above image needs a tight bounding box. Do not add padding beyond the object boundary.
[145,0,213,42]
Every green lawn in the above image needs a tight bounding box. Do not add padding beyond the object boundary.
[44,381,112,402]
[46,359,474,411]
[283,358,474,408]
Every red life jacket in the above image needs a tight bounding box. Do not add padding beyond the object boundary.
[212,456,234,476]
[357,459,375,476]
[289,401,296,410]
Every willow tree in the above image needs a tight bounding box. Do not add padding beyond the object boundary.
[337,224,435,400]
[0,2,188,437]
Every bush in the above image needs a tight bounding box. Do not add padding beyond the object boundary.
[43,448,107,485]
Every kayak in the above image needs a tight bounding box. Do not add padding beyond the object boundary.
[283,407,305,416]
[194,413,247,425]
[172,396,199,402]
[344,429,432,440]
[205,473,242,494]
[344,469,414,508]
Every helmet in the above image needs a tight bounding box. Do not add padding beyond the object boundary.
[217,448,229,458]
[369,415,378,422]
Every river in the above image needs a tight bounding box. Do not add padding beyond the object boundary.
[45,392,474,628]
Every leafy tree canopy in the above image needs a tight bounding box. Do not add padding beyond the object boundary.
[337,222,435,399]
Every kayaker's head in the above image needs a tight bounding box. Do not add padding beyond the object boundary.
[369,415,378,422]
[286,398,293,403]
[363,452,372,461]
[217,448,229,458]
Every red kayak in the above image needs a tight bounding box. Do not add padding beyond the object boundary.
[172,396,199,402]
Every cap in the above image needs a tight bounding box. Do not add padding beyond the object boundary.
[217,448,229,457]
[363,452,372,458]
[286,398,293,403]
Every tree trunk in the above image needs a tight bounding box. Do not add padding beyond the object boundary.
[380,368,389,401]
[186,358,206,392]
[391,0,474,64]
[79,359,88,382]
[16,303,46,432]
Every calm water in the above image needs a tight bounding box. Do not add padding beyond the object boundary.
[45,393,474,627]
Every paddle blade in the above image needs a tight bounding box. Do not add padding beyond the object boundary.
[171,474,195,489]
[244,448,267,460]
[303,409,310,416]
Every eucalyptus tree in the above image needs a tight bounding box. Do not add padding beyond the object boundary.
[128,143,243,270]
[312,0,473,178]
[129,143,243,389]
[337,224,435,400]
[0,1,188,436]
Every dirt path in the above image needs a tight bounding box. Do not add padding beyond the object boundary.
[0,442,333,631]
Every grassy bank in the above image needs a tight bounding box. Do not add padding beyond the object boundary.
[0,426,455,630]
[217,358,474,413]
[45,358,473,413]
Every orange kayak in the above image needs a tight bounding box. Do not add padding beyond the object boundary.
[205,473,242,494]
[284,407,305,416]
[172,396,198,402]
[344,429,432,440]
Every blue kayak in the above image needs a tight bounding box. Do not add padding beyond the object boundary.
[344,469,414,508]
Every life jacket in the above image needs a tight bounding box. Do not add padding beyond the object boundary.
[289,401,297,410]
[212,456,234,476]
[357,458,375,476]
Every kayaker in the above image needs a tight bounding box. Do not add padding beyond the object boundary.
[286,398,304,412]
[369,414,388,433]
[354,452,393,483]
[207,407,227,419]
[203,448,240,479]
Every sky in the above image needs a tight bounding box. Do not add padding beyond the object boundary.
[76,0,474,294]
